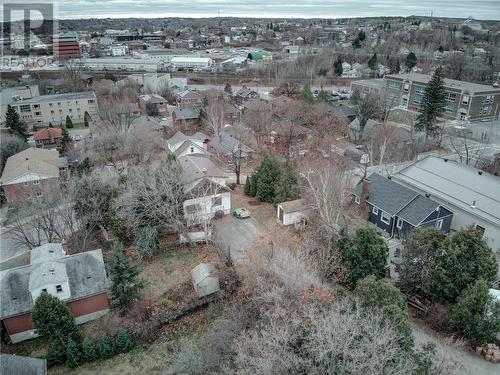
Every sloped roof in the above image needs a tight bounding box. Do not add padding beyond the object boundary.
[129,115,163,131]
[393,155,500,226]
[0,354,46,375]
[208,131,253,155]
[179,155,227,185]
[0,248,108,318]
[172,107,200,120]
[279,199,310,213]
[354,173,418,216]
[0,148,67,185]
[397,195,440,226]
[33,127,62,141]
[167,131,208,148]
[173,140,205,157]
[349,118,379,131]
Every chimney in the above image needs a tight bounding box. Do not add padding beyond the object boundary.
[359,178,371,217]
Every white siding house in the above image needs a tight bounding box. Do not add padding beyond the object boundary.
[277,199,311,226]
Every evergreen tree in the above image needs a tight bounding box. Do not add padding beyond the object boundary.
[243,175,253,196]
[255,156,281,203]
[46,338,67,367]
[355,276,414,352]
[5,105,28,141]
[82,337,99,362]
[84,111,90,127]
[273,163,299,204]
[107,242,144,313]
[352,38,361,49]
[59,126,72,156]
[224,83,233,96]
[449,279,500,344]
[48,122,53,128]
[114,330,135,353]
[32,292,80,342]
[368,53,378,71]
[405,52,417,71]
[65,115,74,129]
[97,335,115,359]
[66,336,82,368]
[338,227,388,288]
[334,56,343,76]
[134,226,160,258]
[415,67,446,141]
[357,30,366,41]
[299,83,315,104]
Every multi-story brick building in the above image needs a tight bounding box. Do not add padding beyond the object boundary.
[0,148,69,205]
[9,91,98,127]
[384,73,500,122]
[53,33,81,60]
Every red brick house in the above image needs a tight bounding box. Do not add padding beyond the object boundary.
[0,244,110,343]
[175,90,204,108]
[33,127,63,148]
[172,107,201,132]
[0,148,69,205]
[137,94,167,116]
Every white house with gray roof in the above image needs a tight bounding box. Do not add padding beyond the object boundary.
[393,155,500,251]
[0,244,110,343]
[167,131,208,157]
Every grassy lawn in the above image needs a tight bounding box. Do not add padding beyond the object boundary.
[230,186,277,229]
[387,109,417,126]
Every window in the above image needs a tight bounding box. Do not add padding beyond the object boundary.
[190,146,195,153]
[403,82,410,91]
[51,110,55,114]
[380,211,391,224]
[49,103,53,107]
[445,92,457,102]
[396,218,403,229]
[57,102,61,106]
[33,104,40,109]
[444,103,455,113]
[56,285,63,293]
[34,111,41,116]
[212,196,222,207]
[20,104,31,112]
[481,96,493,105]
[36,191,43,197]
[372,206,379,215]
[33,179,40,185]
[413,95,423,105]
[23,181,29,186]
[415,85,426,95]
[88,99,95,104]
[42,288,47,292]
[387,80,401,89]
[462,95,470,105]
[480,106,491,116]
[475,225,485,236]
[436,219,443,230]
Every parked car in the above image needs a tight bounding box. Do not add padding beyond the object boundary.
[233,207,251,219]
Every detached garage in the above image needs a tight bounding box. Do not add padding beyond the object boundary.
[277,199,311,227]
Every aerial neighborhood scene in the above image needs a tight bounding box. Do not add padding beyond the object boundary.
[2,0,500,374]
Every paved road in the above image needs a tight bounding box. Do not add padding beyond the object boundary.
[215,215,259,261]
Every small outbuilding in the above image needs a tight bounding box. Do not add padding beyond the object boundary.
[277,199,311,227]
[191,263,220,298]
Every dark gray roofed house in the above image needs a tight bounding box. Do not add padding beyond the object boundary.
[208,131,254,158]
[354,173,453,238]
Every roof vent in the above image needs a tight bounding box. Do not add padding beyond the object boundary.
[425,193,430,198]
[470,200,476,209]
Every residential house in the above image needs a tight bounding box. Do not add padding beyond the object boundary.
[33,127,63,148]
[328,105,357,123]
[172,107,201,132]
[393,156,500,251]
[8,91,98,128]
[179,155,231,226]
[167,131,209,157]
[353,173,453,239]
[271,95,300,111]
[0,354,47,375]
[234,86,259,104]
[384,73,500,121]
[0,243,110,343]
[0,148,69,204]
[208,131,254,158]
[129,115,164,133]
[176,90,204,108]
[137,94,167,116]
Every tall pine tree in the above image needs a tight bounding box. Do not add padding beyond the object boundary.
[59,126,72,156]
[274,163,299,204]
[415,67,446,141]
[256,156,281,203]
[5,105,28,141]
[107,242,144,313]
[334,56,343,76]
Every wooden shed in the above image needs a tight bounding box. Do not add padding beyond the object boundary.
[191,263,220,298]
[277,199,312,227]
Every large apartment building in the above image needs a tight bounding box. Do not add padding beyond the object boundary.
[9,91,98,127]
[384,73,500,122]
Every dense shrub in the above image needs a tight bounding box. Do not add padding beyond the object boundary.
[97,335,116,359]
[66,336,82,368]
[114,330,135,353]
[82,337,99,362]
[134,226,160,258]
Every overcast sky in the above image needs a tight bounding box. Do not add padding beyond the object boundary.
[54,0,499,20]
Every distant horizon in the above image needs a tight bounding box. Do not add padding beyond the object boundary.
[54,1,500,22]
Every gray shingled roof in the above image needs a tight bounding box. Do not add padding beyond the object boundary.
[0,354,46,375]
[208,132,253,156]
[397,195,440,226]
[355,173,418,215]
[0,249,108,319]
